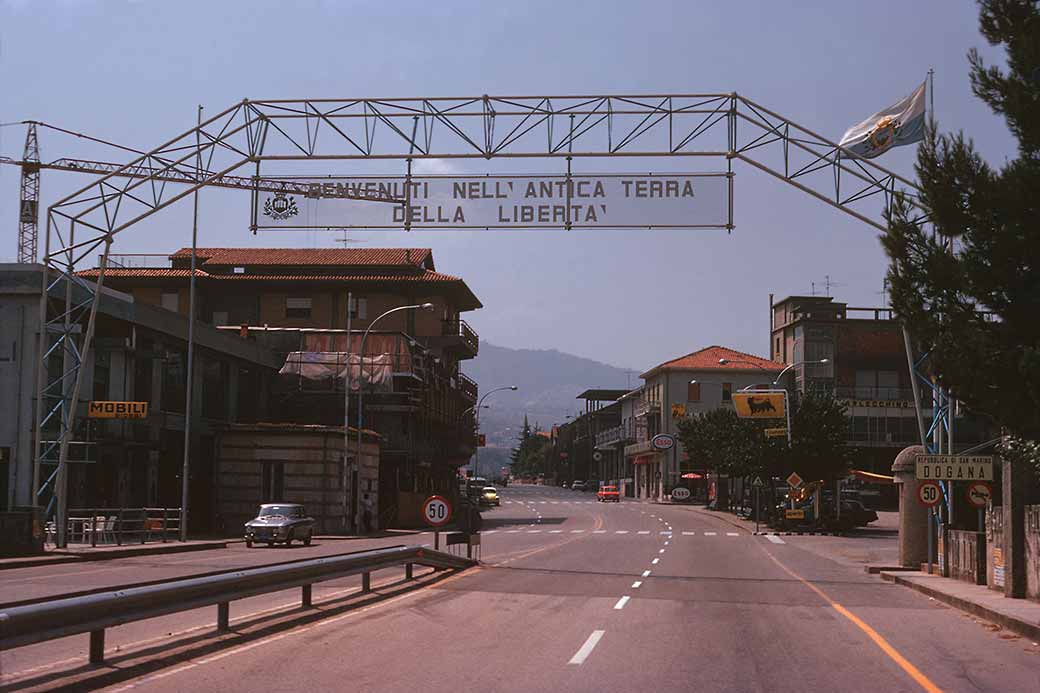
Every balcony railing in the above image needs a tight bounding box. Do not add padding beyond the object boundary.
[457,372,478,402]
[634,399,661,417]
[442,319,479,354]
[834,386,919,404]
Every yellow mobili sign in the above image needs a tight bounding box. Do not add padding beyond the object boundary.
[88,401,149,419]
[732,392,786,419]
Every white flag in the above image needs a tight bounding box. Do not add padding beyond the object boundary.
[839,82,927,159]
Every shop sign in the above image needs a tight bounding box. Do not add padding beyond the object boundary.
[88,401,149,419]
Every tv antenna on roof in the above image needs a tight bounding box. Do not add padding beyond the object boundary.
[810,274,843,297]
[333,228,365,245]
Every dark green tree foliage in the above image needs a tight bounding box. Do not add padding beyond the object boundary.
[882,0,1040,439]
[509,415,550,478]
[675,394,852,482]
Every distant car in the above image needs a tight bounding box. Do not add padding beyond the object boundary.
[597,485,620,503]
[841,499,878,527]
[481,486,500,507]
[571,480,587,492]
[560,481,570,489]
[244,503,315,548]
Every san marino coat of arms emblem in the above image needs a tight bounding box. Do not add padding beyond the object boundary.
[262,192,299,220]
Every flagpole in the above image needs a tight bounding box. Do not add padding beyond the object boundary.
[928,68,935,122]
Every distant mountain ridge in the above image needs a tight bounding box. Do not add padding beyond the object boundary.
[462,342,634,448]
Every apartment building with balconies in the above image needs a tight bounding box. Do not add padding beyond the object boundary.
[81,247,482,529]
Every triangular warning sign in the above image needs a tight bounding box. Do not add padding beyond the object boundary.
[752,476,764,487]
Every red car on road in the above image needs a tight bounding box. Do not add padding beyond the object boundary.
[597,485,620,502]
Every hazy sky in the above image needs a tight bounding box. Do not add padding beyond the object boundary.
[0,1,1016,371]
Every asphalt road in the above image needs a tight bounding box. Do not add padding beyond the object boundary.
[2,485,1039,692]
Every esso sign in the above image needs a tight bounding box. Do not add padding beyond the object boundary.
[671,487,691,501]
[651,434,675,451]
[422,495,452,527]
[917,481,942,508]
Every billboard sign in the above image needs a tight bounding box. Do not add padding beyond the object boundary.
[915,455,993,481]
[254,173,731,230]
[732,392,787,419]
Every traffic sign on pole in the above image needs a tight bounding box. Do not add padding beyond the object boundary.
[966,481,992,508]
[917,481,942,508]
[422,495,452,527]
[786,472,803,489]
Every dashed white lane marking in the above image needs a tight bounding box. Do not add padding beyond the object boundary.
[704,532,717,536]
[550,530,563,534]
[660,531,672,535]
[651,558,660,565]
[658,549,666,554]
[641,570,651,577]
[727,532,740,536]
[571,530,585,533]
[682,531,696,535]
[613,596,631,610]
[615,530,629,534]
[766,534,786,544]
[569,630,605,665]
[507,530,521,533]
[637,530,651,535]
[631,581,642,588]
[484,530,497,534]
[593,530,607,534]
[664,541,670,546]
[527,530,542,533]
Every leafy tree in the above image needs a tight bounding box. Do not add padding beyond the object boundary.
[882,0,1040,440]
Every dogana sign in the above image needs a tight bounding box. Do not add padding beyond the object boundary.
[915,455,993,481]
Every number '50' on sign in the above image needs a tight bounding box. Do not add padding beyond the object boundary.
[917,481,942,508]
[422,496,452,527]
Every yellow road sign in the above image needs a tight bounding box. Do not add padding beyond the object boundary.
[88,401,149,419]
[764,427,788,438]
[732,392,786,419]
[785,509,805,520]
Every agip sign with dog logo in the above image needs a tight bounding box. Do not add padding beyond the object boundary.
[732,392,786,419]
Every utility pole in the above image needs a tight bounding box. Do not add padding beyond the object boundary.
[18,122,40,263]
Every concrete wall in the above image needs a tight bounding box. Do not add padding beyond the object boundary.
[0,285,39,508]
[216,427,379,535]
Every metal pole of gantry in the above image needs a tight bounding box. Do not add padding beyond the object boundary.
[342,292,352,532]
[180,105,202,542]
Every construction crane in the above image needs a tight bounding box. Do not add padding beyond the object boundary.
[3,121,397,262]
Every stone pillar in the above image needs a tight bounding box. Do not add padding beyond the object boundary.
[1002,456,1028,598]
[893,445,928,568]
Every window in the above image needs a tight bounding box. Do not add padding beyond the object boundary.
[232,266,245,274]
[261,463,285,502]
[348,296,368,320]
[687,381,701,402]
[775,337,780,358]
[286,297,312,319]
[722,382,732,401]
[160,292,179,312]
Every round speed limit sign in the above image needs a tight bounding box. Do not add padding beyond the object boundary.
[917,481,942,508]
[422,495,452,527]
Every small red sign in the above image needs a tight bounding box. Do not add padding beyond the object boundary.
[966,481,992,508]
[917,481,942,507]
[422,495,452,527]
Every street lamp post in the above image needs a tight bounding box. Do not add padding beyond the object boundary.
[354,302,434,534]
[471,386,518,489]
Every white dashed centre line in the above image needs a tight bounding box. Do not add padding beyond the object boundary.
[571,530,585,533]
[641,570,651,577]
[704,532,717,536]
[613,596,631,610]
[615,530,629,534]
[651,558,660,565]
[766,535,786,544]
[682,531,696,536]
[631,581,642,588]
[637,531,651,535]
[550,530,563,534]
[569,630,605,665]
[658,549,666,554]
[593,530,607,534]
[727,532,740,536]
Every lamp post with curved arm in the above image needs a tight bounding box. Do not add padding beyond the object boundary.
[717,357,830,391]
[471,386,518,490]
[353,302,434,533]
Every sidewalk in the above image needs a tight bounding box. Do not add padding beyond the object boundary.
[880,570,1040,642]
[0,539,229,570]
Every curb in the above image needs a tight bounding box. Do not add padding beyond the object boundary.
[880,571,1040,642]
[752,531,845,537]
[0,540,228,571]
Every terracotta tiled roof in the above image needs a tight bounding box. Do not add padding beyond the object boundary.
[641,345,781,379]
[77,266,482,309]
[168,247,433,269]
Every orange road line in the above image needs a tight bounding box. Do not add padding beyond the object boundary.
[759,546,942,693]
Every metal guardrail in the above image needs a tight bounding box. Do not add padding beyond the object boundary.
[0,544,474,664]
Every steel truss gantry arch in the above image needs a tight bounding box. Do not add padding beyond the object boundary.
[35,92,931,540]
